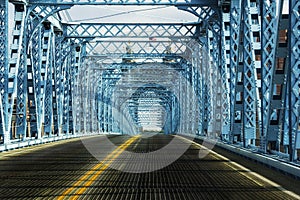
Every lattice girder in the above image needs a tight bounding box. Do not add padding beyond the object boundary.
[7,3,71,140]
[64,23,202,39]
[0,0,9,141]
[28,25,44,138]
[43,27,54,135]
[53,35,64,135]
[208,22,222,135]
[261,0,283,152]
[229,0,242,141]
[288,0,300,161]
[85,39,192,56]
[220,8,230,138]
[242,0,257,143]
[27,0,219,6]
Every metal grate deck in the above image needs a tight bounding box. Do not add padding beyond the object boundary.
[0,135,298,200]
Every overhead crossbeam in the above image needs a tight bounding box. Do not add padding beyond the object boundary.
[26,0,219,6]
[63,23,202,39]
[85,39,192,56]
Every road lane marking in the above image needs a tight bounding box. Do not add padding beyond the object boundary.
[209,154,264,187]
[57,135,140,200]
[175,135,300,199]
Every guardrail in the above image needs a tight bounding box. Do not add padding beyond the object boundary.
[195,135,300,179]
[0,132,119,152]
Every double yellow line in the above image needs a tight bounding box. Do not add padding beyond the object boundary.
[57,135,140,200]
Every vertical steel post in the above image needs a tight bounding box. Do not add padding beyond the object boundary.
[0,0,9,142]
[43,25,54,136]
[29,26,43,138]
[15,5,30,140]
[63,54,70,134]
[221,6,231,140]
[229,0,242,143]
[261,0,282,152]
[242,0,257,146]
[288,0,300,161]
[53,34,64,136]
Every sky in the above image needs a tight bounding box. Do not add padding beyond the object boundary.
[60,5,199,23]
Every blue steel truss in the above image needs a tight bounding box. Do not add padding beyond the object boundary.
[0,0,8,142]
[177,6,215,21]
[43,26,54,135]
[208,22,222,136]
[64,23,202,39]
[261,0,283,152]
[85,40,192,56]
[27,0,219,6]
[229,0,241,143]
[220,4,230,139]
[242,0,257,146]
[1,0,300,162]
[287,0,300,161]
[53,34,64,136]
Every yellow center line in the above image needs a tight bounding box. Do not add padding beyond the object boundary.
[57,135,140,200]
[71,138,138,199]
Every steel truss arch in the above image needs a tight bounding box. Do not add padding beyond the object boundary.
[2,0,299,163]
[26,0,219,6]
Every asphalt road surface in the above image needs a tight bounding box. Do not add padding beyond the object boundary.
[0,134,299,200]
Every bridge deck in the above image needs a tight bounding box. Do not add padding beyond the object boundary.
[0,134,299,199]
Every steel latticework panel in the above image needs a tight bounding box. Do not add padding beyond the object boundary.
[0,0,299,161]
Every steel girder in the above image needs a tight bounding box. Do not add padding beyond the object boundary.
[5,3,70,143]
[229,0,242,142]
[0,0,8,143]
[242,0,259,146]
[14,4,70,139]
[80,60,98,132]
[56,4,210,136]
[62,45,71,134]
[28,25,43,139]
[72,46,81,135]
[85,40,191,56]
[3,0,299,161]
[191,44,203,135]
[220,5,230,139]
[43,27,54,135]
[28,24,54,138]
[287,0,300,161]
[228,0,261,146]
[64,23,202,39]
[201,47,211,134]
[53,35,64,136]
[26,0,219,6]
[8,3,28,140]
[179,59,197,134]
[261,0,285,152]
[208,22,222,136]
[87,60,200,134]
